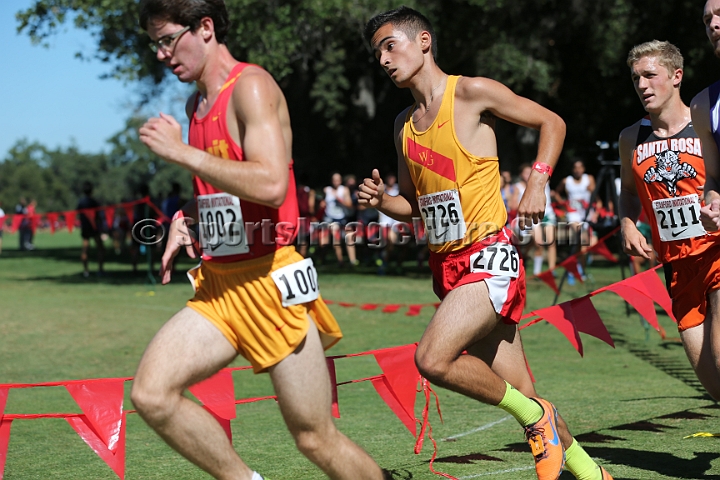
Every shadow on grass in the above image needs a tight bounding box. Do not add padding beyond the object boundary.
[584,447,720,479]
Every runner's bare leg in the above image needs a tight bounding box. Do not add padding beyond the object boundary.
[131,308,254,480]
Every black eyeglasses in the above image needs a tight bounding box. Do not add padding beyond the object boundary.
[149,26,191,53]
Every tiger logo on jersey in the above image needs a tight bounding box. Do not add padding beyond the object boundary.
[643,149,697,196]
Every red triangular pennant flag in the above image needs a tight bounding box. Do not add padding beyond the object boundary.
[606,284,660,331]
[9,215,22,234]
[203,406,232,441]
[571,297,615,348]
[189,369,236,421]
[622,269,675,322]
[560,256,583,283]
[123,205,134,225]
[104,207,115,232]
[371,376,417,435]
[590,240,617,263]
[326,358,340,419]
[338,302,356,307]
[64,211,77,233]
[360,304,379,311]
[534,304,583,355]
[29,215,41,234]
[536,270,560,294]
[66,380,125,453]
[0,418,13,480]
[382,304,402,313]
[46,212,59,233]
[405,305,423,316]
[79,209,97,231]
[67,412,126,479]
[374,345,419,435]
[0,389,7,421]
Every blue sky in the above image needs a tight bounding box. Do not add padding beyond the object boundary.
[0,1,186,157]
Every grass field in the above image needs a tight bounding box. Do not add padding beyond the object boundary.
[1,231,719,479]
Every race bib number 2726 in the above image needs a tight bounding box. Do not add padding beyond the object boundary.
[417,189,466,245]
[469,244,520,278]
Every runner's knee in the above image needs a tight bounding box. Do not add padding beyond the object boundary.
[415,346,449,382]
[130,378,179,423]
[292,425,335,459]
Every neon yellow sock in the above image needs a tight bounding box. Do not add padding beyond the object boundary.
[496,382,543,426]
[565,439,601,480]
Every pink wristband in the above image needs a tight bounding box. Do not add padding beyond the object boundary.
[172,210,184,222]
[532,162,553,176]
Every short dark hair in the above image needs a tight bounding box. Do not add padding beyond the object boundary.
[139,0,231,45]
[364,6,437,60]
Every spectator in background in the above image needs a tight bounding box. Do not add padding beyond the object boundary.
[131,184,155,273]
[15,198,33,251]
[517,164,557,277]
[77,181,105,277]
[556,159,596,283]
[296,174,316,258]
[323,172,357,267]
[377,173,406,274]
[500,169,519,223]
[0,201,5,255]
[161,182,184,253]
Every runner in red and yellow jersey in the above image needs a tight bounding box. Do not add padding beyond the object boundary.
[133,1,384,479]
[360,7,612,480]
[620,40,720,403]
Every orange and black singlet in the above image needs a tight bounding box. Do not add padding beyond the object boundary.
[631,117,720,263]
[402,75,506,254]
[188,62,299,263]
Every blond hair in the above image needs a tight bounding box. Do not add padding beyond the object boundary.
[627,40,684,75]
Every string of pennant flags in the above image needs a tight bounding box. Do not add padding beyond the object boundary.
[0,197,168,235]
[0,266,674,480]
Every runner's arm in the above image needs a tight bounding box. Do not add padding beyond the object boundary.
[692,89,720,231]
[140,69,290,208]
[358,109,417,223]
[462,77,565,227]
[618,123,651,258]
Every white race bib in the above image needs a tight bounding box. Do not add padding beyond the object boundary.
[418,189,466,245]
[271,258,320,307]
[469,243,520,278]
[651,194,706,242]
[197,193,249,257]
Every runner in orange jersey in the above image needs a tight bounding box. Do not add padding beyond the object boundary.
[359,7,612,480]
[132,1,385,479]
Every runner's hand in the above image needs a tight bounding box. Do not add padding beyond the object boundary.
[621,223,652,259]
[139,112,186,163]
[517,183,545,230]
[159,217,197,285]
[358,169,386,208]
[700,199,720,232]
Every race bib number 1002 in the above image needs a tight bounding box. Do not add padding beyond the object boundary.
[418,189,466,245]
[651,194,706,242]
[271,258,320,307]
[469,243,520,278]
[197,193,250,257]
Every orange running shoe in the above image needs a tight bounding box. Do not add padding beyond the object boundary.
[600,466,614,479]
[523,398,565,480]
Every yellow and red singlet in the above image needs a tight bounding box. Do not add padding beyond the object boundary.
[403,75,506,253]
[188,62,299,263]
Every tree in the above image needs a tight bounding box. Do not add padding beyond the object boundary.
[16,0,720,185]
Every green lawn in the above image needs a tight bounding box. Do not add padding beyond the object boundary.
[0,231,718,479]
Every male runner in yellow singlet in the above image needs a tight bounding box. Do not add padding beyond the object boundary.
[359,7,612,480]
[133,0,384,478]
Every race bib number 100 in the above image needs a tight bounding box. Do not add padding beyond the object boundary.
[469,243,520,278]
[197,193,249,257]
[271,258,320,307]
[418,189,466,245]
[651,194,706,242]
